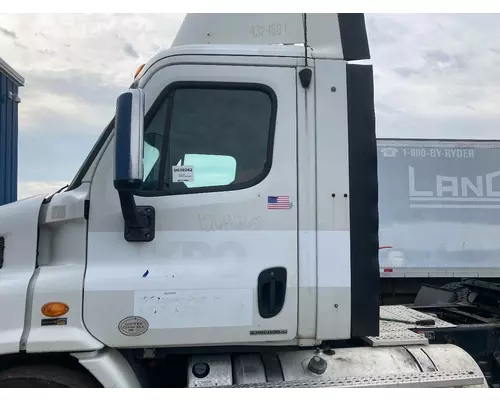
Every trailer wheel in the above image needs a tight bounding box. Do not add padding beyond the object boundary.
[0,364,100,388]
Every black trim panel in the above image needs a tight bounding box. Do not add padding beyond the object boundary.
[0,236,4,269]
[338,14,371,61]
[347,63,380,337]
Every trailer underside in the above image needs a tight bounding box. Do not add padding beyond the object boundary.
[382,279,500,387]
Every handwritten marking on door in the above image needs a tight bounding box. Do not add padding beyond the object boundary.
[198,214,261,232]
[133,289,253,329]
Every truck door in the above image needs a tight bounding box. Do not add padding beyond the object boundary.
[83,63,299,347]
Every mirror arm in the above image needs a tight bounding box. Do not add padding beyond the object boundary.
[118,191,140,227]
[117,191,156,243]
[113,88,155,243]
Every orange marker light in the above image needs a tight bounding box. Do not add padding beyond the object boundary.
[41,302,69,318]
[134,64,145,79]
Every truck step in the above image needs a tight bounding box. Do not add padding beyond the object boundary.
[187,343,486,388]
[226,370,485,388]
[365,305,456,347]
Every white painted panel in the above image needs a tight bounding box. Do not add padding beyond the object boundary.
[84,60,299,347]
[172,14,343,58]
[25,184,103,353]
[0,194,45,354]
[296,67,318,339]
[85,231,297,292]
[134,289,253,329]
[317,231,351,288]
[314,59,351,340]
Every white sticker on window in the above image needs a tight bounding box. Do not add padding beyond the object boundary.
[172,165,194,182]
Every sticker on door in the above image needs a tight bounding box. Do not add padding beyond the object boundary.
[173,166,194,182]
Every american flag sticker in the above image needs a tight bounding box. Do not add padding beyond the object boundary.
[267,196,291,210]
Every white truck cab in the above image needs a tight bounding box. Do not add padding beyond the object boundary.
[0,13,488,388]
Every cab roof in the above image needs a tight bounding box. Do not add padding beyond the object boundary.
[135,13,370,82]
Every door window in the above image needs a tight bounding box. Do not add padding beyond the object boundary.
[140,83,277,195]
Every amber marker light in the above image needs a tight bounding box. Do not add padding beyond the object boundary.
[134,64,145,78]
[41,302,69,318]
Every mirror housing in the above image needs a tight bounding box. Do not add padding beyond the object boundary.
[112,88,155,243]
[114,88,145,191]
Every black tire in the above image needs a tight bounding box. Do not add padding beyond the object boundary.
[0,364,100,388]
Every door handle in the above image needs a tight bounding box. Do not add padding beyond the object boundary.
[269,277,276,314]
[257,267,287,319]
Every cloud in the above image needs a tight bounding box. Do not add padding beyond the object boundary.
[18,181,67,200]
[0,13,185,86]
[14,70,127,182]
[0,13,185,185]
[365,13,500,134]
[123,42,139,58]
[0,26,15,39]
[19,69,123,134]
[1,12,500,196]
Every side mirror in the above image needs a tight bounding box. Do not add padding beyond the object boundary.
[114,88,145,191]
[113,88,155,243]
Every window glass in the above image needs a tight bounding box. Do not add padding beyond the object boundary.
[143,141,160,181]
[180,153,237,188]
[141,85,274,194]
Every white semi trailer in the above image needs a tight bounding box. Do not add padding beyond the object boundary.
[0,13,496,388]
[377,139,500,305]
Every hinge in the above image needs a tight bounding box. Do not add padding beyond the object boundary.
[124,206,155,242]
[84,200,90,220]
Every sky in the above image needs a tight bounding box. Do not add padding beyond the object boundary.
[1,13,500,199]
